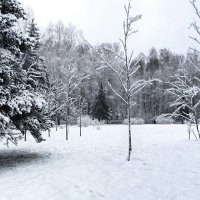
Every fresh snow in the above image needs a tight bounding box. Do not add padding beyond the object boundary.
[0,124,200,200]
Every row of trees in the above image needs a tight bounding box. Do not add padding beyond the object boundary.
[40,20,200,123]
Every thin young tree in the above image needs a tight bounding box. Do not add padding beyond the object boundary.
[60,59,89,140]
[84,1,155,161]
[166,0,200,139]
[171,0,200,139]
[45,71,66,135]
[189,1,200,66]
[166,70,200,140]
[78,96,87,137]
[190,0,200,50]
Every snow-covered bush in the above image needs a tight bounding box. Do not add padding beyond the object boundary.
[108,120,123,124]
[96,124,102,130]
[123,118,145,125]
[0,113,22,146]
[77,115,90,127]
[155,116,174,124]
[77,115,102,127]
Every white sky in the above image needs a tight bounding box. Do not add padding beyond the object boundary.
[20,0,197,55]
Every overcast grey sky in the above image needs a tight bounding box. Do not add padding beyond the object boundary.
[20,0,197,55]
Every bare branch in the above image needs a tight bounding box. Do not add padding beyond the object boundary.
[129,56,144,77]
[190,0,200,19]
[102,47,126,61]
[187,58,200,72]
[108,82,128,105]
[189,36,200,45]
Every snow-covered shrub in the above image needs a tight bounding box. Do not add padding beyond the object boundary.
[155,116,174,124]
[77,115,90,127]
[0,113,22,146]
[96,124,102,130]
[108,120,123,124]
[123,118,145,125]
[77,115,102,127]
[68,116,77,125]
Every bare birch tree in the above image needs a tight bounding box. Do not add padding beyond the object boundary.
[189,0,200,62]
[45,69,66,134]
[166,70,200,140]
[78,96,87,137]
[84,0,156,161]
[60,59,89,140]
[190,0,200,50]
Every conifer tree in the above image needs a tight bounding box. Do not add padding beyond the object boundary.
[0,0,51,144]
[92,83,112,122]
[24,18,48,92]
[0,0,27,55]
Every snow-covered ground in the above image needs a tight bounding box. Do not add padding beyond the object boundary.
[0,124,200,200]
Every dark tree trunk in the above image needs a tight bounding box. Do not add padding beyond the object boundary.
[57,117,61,125]
[24,130,27,141]
[80,113,82,137]
[48,129,50,137]
[66,107,69,140]
[56,116,58,131]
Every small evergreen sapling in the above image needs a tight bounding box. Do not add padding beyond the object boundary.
[92,83,112,122]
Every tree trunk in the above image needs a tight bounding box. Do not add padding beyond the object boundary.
[56,115,58,131]
[66,114,68,140]
[127,96,132,161]
[80,112,82,137]
[127,64,132,161]
[66,107,69,140]
[24,130,27,141]
[48,129,51,137]
[57,117,61,125]
[195,117,200,139]
[187,123,191,140]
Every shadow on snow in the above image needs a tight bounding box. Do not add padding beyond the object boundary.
[0,149,51,172]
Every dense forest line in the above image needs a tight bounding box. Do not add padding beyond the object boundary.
[39,21,200,124]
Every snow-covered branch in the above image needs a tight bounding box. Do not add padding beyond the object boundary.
[108,82,127,105]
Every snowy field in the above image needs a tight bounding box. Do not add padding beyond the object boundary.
[0,124,200,200]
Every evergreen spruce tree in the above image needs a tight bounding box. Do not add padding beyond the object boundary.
[0,0,51,144]
[24,18,49,91]
[92,83,112,122]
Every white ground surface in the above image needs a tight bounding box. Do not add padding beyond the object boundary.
[0,124,200,200]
